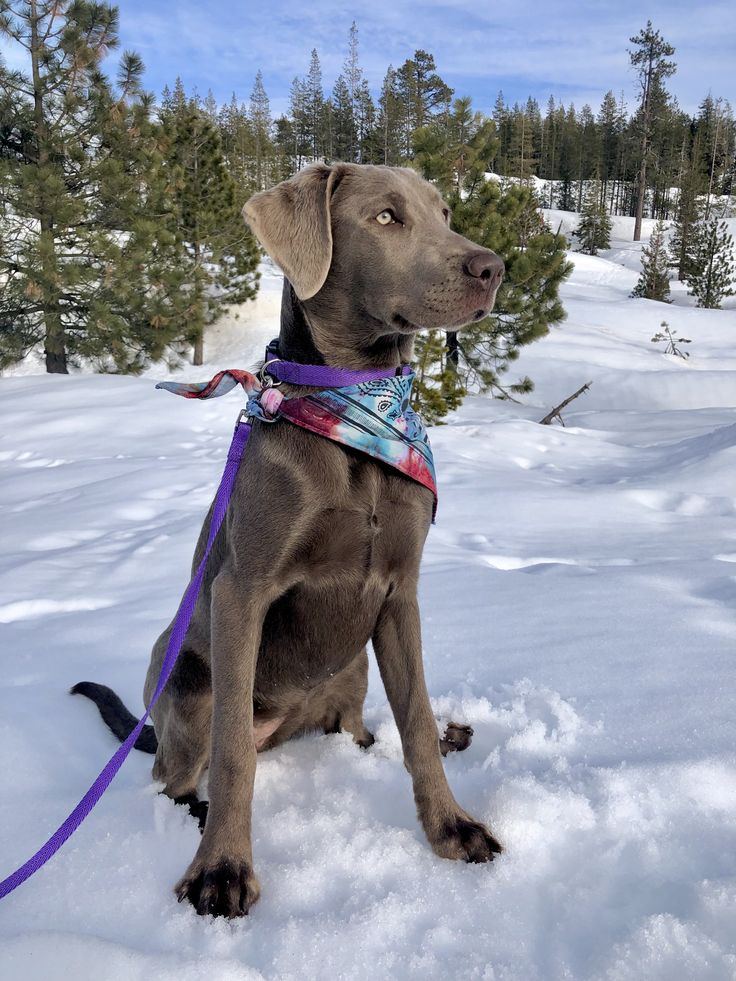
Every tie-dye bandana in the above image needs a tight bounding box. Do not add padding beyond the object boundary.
[157,369,437,514]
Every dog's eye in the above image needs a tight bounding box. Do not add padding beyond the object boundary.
[376,209,397,225]
[442,208,450,223]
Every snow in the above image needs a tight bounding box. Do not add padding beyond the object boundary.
[1,229,736,980]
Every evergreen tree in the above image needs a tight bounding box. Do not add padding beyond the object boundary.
[576,105,598,209]
[628,21,676,240]
[0,1,194,374]
[288,76,310,168]
[492,91,511,175]
[555,104,579,210]
[508,102,536,180]
[669,143,704,281]
[685,213,736,308]
[343,21,362,106]
[355,78,377,163]
[203,89,218,120]
[540,96,558,204]
[304,50,325,161]
[272,112,298,179]
[377,66,404,165]
[631,219,671,300]
[219,92,257,192]
[249,70,272,190]
[331,74,356,161]
[574,181,612,255]
[159,95,260,364]
[396,50,452,155]
[597,91,622,207]
[412,330,464,424]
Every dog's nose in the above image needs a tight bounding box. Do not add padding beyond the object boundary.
[463,251,505,287]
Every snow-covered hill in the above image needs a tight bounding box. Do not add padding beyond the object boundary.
[1,229,735,980]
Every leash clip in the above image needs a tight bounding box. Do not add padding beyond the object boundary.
[259,359,283,389]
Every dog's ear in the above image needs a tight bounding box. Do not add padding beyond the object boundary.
[243,164,341,301]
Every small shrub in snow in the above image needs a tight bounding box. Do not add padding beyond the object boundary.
[631,220,671,302]
[651,321,690,359]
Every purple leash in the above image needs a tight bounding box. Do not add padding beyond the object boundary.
[0,418,252,900]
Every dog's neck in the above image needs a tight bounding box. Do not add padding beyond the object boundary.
[278,280,414,371]
[277,281,326,365]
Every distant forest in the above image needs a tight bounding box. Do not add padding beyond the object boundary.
[195,21,734,224]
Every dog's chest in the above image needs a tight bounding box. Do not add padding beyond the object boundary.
[295,454,428,576]
[256,456,431,689]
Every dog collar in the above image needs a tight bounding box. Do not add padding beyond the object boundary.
[157,347,437,515]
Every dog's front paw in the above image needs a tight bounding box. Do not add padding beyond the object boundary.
[175,859,260,917]
[430,813,503,863]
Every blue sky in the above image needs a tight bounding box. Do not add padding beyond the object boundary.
[3,1,735,117]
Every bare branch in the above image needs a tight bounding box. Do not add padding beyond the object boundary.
[538,382,593,426]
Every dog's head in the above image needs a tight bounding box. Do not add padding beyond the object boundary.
[243,163,504,360]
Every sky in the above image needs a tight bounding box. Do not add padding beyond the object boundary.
[2,0,735,118]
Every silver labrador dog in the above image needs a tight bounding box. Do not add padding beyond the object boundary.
[74,162,505,918]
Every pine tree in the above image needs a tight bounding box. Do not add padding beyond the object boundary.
[288,76,309,168]
[669,146,704,281]
[203,89,218,120]
[508,103,536,180]
[0,1,194,374]
[685,213,736,308]
[377,66,404,165]
[159,94,260,364]
[355,78,377,163]
[343,22,362,106]
[628,21,676,240]
[541,96,558,204]
[413,96,491,190]
[597,91,621,207]
[331,74,356,161]
[555,104,579,210]
[249,70,272,190]
[574,181,612,255]
[218,93,256,192]
[631,219,671,300]
[397,50,452,155]
[576,105,598,209]
[411,330,464,424]
[304,50,325,161]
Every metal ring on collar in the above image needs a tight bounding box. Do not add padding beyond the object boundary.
[259,358,283,388]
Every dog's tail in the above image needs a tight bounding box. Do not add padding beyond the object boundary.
[70,682,158,754]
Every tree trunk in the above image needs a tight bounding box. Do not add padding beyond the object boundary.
[633,55,654,242]
[44,317,68,373]
[445,331,459,370]
[191,234,203,365]
[633,156,646,241]
[30,0,68,373]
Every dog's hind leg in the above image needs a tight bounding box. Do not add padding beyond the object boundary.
[145,631,212,819]
[322,649,375,748]
[439,722,474,756]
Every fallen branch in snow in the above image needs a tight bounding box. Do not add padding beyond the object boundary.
[538,382,593,426]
